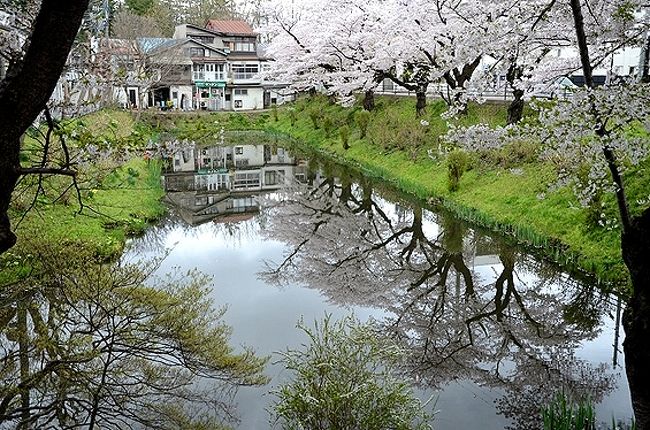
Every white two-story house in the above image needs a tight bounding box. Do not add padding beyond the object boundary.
[173,20,267,111]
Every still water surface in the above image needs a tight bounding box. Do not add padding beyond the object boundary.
[127,142,633,429]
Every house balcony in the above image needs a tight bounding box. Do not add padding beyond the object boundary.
[229,73,261,85]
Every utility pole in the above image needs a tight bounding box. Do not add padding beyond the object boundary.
[638,6,650,83]
[104,0,110,38]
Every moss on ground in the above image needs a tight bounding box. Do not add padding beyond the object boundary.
[6,110,165,275]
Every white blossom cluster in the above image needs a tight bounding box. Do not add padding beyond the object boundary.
[261,0,649,118]
[447,83,650,221]
[445,123,514,152]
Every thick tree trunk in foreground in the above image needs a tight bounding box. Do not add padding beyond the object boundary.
[0,143,19,254]
[623,208,650,430]
[0,0,90,255]
[567,0,649,425]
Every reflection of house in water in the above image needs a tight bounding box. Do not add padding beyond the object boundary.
[162,144,307,224]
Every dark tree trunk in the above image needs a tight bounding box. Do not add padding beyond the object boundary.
[505,63,525,125]
[507,89,525,125]
[0,142,19,254]
[415,90,427,116]
[623,209,650,430]
[442,56,482,115]
[363,89,375,111]
[0,0,90,255]
[453,92,469,116]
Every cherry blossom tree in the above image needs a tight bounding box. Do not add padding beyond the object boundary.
[261,0,385,109]
[445,1,650,427]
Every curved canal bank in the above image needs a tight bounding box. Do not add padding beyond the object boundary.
[249,95,642,289]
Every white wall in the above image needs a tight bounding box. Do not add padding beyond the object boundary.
[232,87,264,110]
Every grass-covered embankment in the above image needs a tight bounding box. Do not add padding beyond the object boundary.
[262,95,649,287]
[7,110,165,263]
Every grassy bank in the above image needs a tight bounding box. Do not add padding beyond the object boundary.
[6,110,165,269]
[32,98,641,287]
[261,95,639,287]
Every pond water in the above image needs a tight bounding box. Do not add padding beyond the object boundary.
[126,140,633,429]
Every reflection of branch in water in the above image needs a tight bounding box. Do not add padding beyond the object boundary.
[259,166,619,429]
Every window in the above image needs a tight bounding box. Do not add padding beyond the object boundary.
[191,35,214,44]
[235,146,244,154]
[265,170,277,185]
[234,42,255,52]
[225,94,231,101]
[189,47,205,57]
[234,89,248,95]
[231,64,259,80]
[234,100,243,108]
[233,172,260,189]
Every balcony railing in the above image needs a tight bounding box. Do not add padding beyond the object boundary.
[192,72,226,82]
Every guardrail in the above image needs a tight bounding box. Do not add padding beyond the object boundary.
[376,83,575,101]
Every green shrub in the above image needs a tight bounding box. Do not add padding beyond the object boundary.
[447,149,469,192]
[355,110,371,139]
[272,104,279,122]
[340,125,351,150]
[288,108,297,126]
[272,315,433,430]
[308,108,322,129]
[323,115,334,138]
[542,392,595,430]
[367,111,429,153]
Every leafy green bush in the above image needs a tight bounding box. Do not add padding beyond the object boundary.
[272,104,279,122]
[340,125,351,150]
[355,110,371,139]
[272,315,433,430]
[323,115,334,138]
[228,113,252,129]
[367,111,429,154]
[542,392,595,430]
[447,149,469,192]
[288,108,297,126]
[309,108,322,129]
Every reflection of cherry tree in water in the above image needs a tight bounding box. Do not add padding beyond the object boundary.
[390,223,616,430]
[260,168,619,429]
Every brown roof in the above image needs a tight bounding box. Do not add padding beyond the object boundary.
[205,20,256,36]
